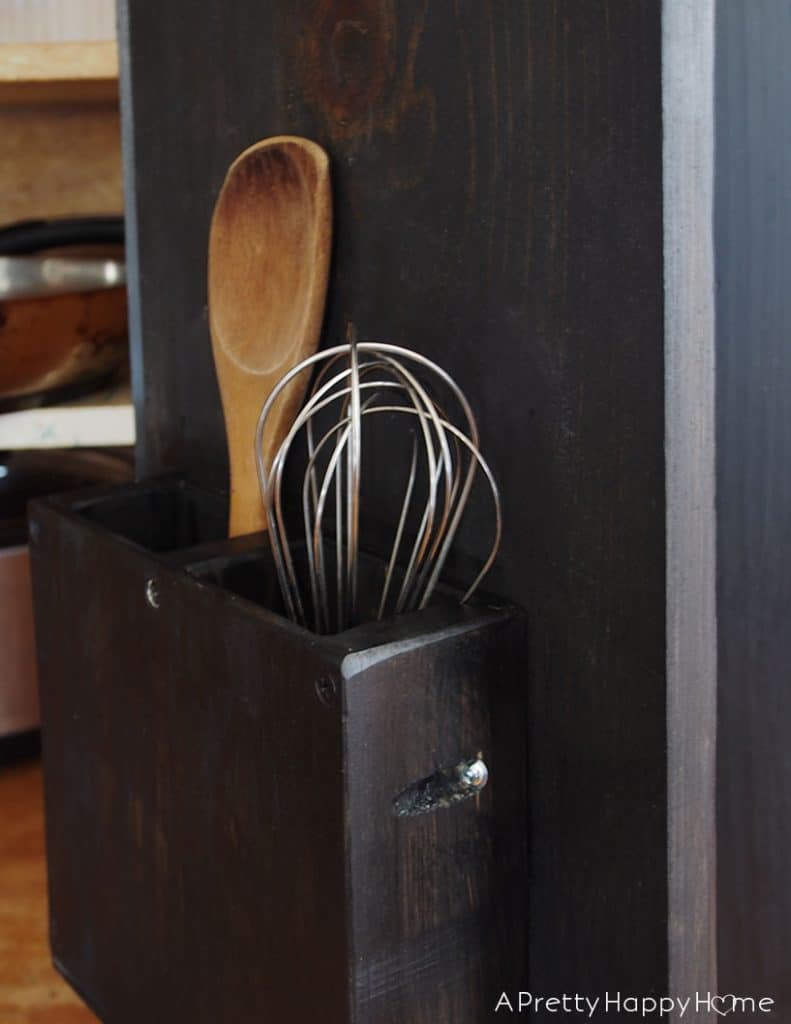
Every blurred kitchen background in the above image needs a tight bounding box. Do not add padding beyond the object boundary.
[1,0,134,751]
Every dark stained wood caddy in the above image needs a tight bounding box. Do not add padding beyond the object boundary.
[29,0,791,1021]
[30,478,527,1022]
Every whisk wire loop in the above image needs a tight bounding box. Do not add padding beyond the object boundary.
[255,341,501,634]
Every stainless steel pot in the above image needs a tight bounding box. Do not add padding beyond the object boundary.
[0,253,125,300]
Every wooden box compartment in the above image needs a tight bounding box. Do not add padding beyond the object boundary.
[29,478,527,1024]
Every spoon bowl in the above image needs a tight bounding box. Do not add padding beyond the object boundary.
[208,136,331,536]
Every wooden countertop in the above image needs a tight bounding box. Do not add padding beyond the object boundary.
[0,758,96,1023]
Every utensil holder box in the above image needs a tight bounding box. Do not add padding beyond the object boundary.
[29,476,527,1024]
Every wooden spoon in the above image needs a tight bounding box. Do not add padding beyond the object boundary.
[208,136,331,536]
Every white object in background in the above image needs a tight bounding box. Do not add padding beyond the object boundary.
[0,384,135,449]
[0,0,115,43]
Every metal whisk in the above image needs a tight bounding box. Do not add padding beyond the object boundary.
[255,340,501,634]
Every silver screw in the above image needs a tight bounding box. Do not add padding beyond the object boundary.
[145,579,160,609]
[460,758,489,790]
[314,674,337,707]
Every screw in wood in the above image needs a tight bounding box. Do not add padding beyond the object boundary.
[314,674,337,707]
[459,758,488,790]
[145,579,161,609]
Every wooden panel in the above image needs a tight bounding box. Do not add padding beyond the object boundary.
[715,0,791,1013]
[30,495,349,1024]
[663,0,718,1010]
[120,0,667,996]
[0,102,122,223]
[345,613,527,1022]
[0,42,118,104]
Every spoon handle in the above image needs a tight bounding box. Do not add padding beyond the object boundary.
[208,137,332,537]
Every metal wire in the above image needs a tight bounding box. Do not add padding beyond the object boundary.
[255,341,502,634]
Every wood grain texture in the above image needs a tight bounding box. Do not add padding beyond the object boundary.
[0,42,118,104]
[30,491,348,1024]
[662,0,718,1013]
[0,104,122,224]
[343,613,527,1023]
[208,137,331,536]
[120,0,666,998]
[715,1,791,1013]
[30,482,526,1022]
[0,759,97,1023]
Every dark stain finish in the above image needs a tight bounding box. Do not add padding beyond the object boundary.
[30,480,527,1024]
[715,0,791,1013]
[300,1,394,133]
[116,0,666,1009]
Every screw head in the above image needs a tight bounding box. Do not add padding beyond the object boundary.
[459,758,488,790]
[145,579,160,609]
[314,674,337,707]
